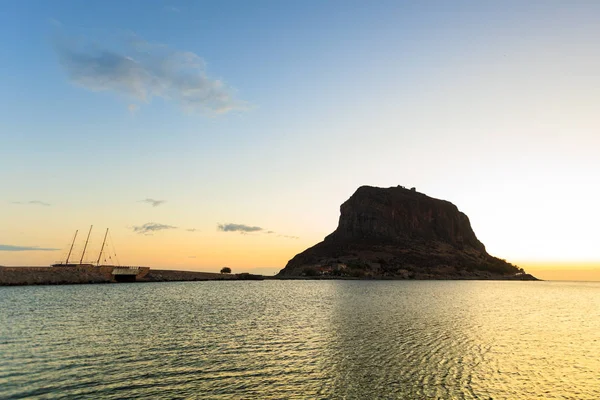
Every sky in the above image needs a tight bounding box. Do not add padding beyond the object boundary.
[1,1,599,280]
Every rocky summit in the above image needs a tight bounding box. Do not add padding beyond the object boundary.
[278,185,537,280]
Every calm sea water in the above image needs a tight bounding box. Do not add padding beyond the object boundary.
[1,280,598,399]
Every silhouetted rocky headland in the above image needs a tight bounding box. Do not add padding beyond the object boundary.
[278,185,537,280]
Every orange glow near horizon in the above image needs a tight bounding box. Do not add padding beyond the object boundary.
[2,211,599,281]
[0,229,311,277]
[4,239,600,281]
[516,261,600,282]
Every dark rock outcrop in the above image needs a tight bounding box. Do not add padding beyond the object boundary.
[278,185,536,280]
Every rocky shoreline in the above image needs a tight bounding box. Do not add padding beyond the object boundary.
[0,265,538,287]
[1,266,540,287]
[275,273,538,281]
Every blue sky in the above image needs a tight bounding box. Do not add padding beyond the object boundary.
[1,1,600,279]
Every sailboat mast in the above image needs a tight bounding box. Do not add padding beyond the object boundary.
[96,228,109,266]
[65,230,78,265]
[80,225,93,264]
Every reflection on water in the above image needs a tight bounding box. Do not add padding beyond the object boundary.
[1,281,599,399]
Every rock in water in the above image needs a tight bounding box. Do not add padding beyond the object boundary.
[277,185,537,280]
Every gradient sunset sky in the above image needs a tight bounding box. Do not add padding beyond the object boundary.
[1,1,599,280]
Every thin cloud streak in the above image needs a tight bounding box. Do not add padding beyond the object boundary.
[278,235,300,240]
[139,198,166,207]
[217,223,298,239]
[0,244,59,251]
[217,223,263,233]
[54,33,247,114]
[12,200,51,206]
[132,222,177,235]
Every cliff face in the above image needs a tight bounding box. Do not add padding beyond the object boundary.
[329,186,485,250]
[278,185,536,280]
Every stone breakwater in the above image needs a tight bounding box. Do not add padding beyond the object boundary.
[0,266,243,286]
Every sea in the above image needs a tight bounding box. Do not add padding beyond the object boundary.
[1,280,598,399]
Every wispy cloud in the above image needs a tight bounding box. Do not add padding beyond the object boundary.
[165,6,180,13]
[0,244,59,252]
[186,228,198,232]
[278,235,300,240]
[217,223,263,233]
[12,200,51,206]
[54,33,246,114]
[139,198,166,207]
[128,103,139,114]
[217,223,298,238]
[132,222,177,235]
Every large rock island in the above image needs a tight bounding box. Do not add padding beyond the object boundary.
[278,185,537,280]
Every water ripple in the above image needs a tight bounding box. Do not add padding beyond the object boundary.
[1,281,599,399]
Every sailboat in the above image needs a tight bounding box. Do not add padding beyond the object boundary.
[52,226,114,267]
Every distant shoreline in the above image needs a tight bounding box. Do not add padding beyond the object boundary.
[0,266,263,286]
[1,265,539,286]
[274,274,539,281]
